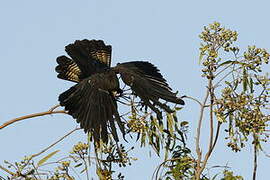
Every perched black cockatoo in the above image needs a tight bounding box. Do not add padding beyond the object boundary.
[56,39,184,143]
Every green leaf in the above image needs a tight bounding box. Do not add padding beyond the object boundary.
[164,148,169,161]
[140,132,146,147]
[212,173,220,180]
[167,114,174,135]
[242,67,248,92]
[174,107,182,111]
[199,52,204,64]
[249,77,254,93]
[80,168,87,174]
[218,60,239,68]
[152,117,163,133]
[233,79,239,90]
[74,163,83,168]
[225,81,232,88]
[218,60,233,67]
[37,150,60,167]
[180,121,189,127]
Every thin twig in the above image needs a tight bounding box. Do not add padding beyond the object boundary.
[214,66,242,88]
[0,105,67,130]
[215,63,234,77]
[182,96,203,106]
[0,164,15,176]
[31,163,40,180]
[82,157,90,180]
[208,78,214,149]
[152,157,182,180]
[49,104,61,112]
[31,127,80,159]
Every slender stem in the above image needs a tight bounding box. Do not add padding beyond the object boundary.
[94,148,102,173]
[182,96,203,107]
[208,78,214,150]
[214,67,242,88]
[198,79,222,178]
[253,133,258,180]
[199,122,221,175]
[31,163,40,180]
[152,157,182,180]
[215,63,234,77]
[49,104,61,112]
[32,128,80,159]
[210,122,221,153]
[82,157,90,180]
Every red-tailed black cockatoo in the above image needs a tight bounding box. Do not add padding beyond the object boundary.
[55,39,184,143]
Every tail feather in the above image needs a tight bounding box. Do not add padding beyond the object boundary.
[65,40,109,78]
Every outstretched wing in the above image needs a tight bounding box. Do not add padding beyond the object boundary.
[113,61,184,119]
[55,39,112,82]
[58,71,124,143]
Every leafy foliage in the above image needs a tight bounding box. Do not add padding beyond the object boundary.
[221,170,244,180]
[199,22,270,152]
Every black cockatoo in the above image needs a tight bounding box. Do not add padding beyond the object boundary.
[55,39,184,143]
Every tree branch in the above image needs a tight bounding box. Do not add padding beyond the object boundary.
[0,105,67,130]
[195,86,210,179]
[253,133,258,180]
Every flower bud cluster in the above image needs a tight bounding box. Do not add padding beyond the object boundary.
[127,116,146,133]
[71,142,88,155]
[215,86,270,152]
[243,46,269,71]
[199,22,238,79]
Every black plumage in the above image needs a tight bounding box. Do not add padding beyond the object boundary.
[56,39,184,143]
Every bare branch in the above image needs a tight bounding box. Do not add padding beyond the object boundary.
[195,86,210,179]
[0,105,68,130]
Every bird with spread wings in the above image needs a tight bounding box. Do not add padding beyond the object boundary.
[55,39,184,144]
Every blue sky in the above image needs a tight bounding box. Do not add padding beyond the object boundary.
[1,0,270,179]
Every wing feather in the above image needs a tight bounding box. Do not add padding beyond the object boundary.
[113,61,184,116]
